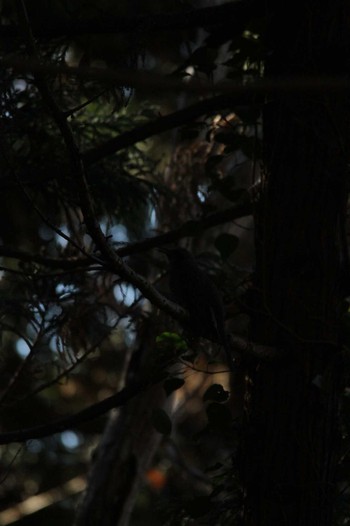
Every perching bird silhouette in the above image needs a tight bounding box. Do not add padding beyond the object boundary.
[160,247,234,371]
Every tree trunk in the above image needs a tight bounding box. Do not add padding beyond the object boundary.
[75,384,167,526]
[242,2,350,525]
[75,321,172,526]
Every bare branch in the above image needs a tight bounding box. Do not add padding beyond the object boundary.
[115,198,253,257]
[1,1,251,38]
[15,0,188,324]
[0,246,92,269]
[4,58,350,97]
[83,94,241,165]
[0,379,147,444]
[229,334,280,361]
[17,179,103,264]
[0,334,280,444]
[0,199,252,271]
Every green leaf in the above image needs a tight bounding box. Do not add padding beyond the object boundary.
[215,233,239,260]
[203,383,229,403]
[151,408,172,435]
[163,377,185,397]
[156,332,188,352]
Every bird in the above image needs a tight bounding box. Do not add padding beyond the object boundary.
[159,247,234,371]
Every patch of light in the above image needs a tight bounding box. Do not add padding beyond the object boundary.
[32,301,45,316]
[185,65,195,77]
[56,282,77,298]
[47,304,63,322]
[197,185,207,203]
[27,440,43,453]
[60,430,81,450]
[243,30,259,40]
[122,86,133,101]
[56,283,66,295]
[100,220,108,236]
[13,79,27,92]
[114,283,138,307]
[56,225,70,248]
[49,335,59,354]
[120,316,137,346]
[110,224,128,243]
[125,328,136,346]
[16,338,31,358]
[39,225,53,241]
[149,207,157,229]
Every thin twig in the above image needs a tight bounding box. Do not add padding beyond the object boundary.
[17,178,103,264]
[0,199,252,270]
[0,246,91,269]
[83,94,246,165]
[63,89,108,118]
[15,0,189,325]
[0,379,149,444]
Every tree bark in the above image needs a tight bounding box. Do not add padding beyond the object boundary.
[75,322,172,526]
[242,2,350,525]
[75,384,167,526]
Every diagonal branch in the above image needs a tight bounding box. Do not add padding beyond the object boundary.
[83,94,245,165]
[116,198,253,257]
[0,336,279,445]
[0,198,252,269]
[15,0,188,324]
[0,379,147,445]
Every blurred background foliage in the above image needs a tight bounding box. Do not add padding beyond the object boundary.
[1,1,349,525]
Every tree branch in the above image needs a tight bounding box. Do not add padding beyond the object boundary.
[0,246,92,269]
[2,57,252,95]
[15,0,188,324]
[0,380,147,445]
[0,335,279,445]
[2,1,251,39]
[83,94,242,165]
[116,198,253,257]
[0,198,252,270]
[4,58,350,98]
[230,334,279,361]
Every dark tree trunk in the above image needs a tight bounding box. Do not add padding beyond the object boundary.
[75,384,167,526]
[242,2,350,525]
[75,322,172,526]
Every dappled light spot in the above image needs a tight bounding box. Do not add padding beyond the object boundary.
[60,430,81,450]
[16,338,30,359]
